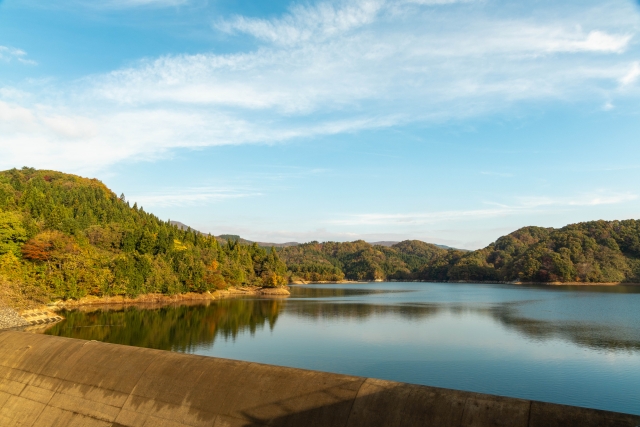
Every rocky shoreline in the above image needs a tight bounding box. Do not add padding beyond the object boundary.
[0,305,29,330]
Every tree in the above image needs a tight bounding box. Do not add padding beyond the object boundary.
[0,211,27,257]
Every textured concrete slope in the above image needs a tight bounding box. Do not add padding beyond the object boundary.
[0,331,638,427]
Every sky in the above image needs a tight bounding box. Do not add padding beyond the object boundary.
[1,0,640,249]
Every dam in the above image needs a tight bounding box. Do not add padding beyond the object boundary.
[0,330,638,427]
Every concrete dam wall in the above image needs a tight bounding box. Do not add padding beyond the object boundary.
[0,331,638,427]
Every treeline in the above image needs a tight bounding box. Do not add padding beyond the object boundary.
[279,240,465,282]
[1,168,639,308]
[0,168,287,307]
[459,223,640,283]
[280,223,640,283]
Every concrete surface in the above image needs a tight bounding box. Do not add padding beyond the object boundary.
[19,310,63,327]
[0,331,638,427]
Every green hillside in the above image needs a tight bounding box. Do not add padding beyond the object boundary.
[457,222,640,283]
[1,167,639,308]
[0,167,287,308]
[279,239,457,282]
[280,223,640,283]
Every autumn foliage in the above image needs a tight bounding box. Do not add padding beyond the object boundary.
[0,167,289,305]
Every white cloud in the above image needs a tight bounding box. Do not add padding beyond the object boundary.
[107,0,187,6]
[216,0,385,45]
[216,1,632,55]
[0,97,395,173]
[0,101,35,125]
[330,192,638,226]
[91,19,635,115]
[547,31,632,54]
[620,61,640,85]
[129,187,262,207]
[214,0,477,46]
[517,193,638,208]
[330,208,522,226]
[405,0,474,4]
[1,0,639,172]
[0,87,30,101]
[0,46,37,65]
[49,0,189,9]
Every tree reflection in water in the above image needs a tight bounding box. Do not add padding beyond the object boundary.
[45,298,283,353]
[44,283,640,354]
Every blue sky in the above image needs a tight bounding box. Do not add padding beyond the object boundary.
[1,0,639,249]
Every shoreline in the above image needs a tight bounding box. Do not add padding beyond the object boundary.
[50,286,291,309]
[0,286,290,330]
[292,279,640,286]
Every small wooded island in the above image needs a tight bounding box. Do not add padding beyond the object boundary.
[1,167,639,309]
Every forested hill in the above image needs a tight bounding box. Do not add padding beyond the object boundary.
[280,222,640,283]
[0,168,288,308]
[1,168,639,308]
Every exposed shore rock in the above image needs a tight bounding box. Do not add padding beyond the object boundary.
[0,305,29,330]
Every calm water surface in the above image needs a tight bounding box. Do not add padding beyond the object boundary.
[45,282,640,415]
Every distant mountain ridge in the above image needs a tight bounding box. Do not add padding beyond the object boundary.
[370,241,466,251]
[169,222,464,251]
[169,221,300,248]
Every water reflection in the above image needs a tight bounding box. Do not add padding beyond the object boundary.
[45,285,640,354]
[285,299,640,352]
[46,298,283,352]
[288,286,411,298]
[491,303,640,352]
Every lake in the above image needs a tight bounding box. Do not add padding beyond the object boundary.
[44,282,640,415]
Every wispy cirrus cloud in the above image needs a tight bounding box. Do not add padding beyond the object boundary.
[90,1,637,116]
[129,187,262,207]
[214,0,479,46]
[216,0,632,54]
[30,0,189,9]
[0,95,402,173]
[105,0,188,7]
[517,193,638,208]
[545,31,631,54]
[1,0,639,173]
[620,61,640,85]
[0,46,36,65]
[329,192,638,226]
[215,0,385,45]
